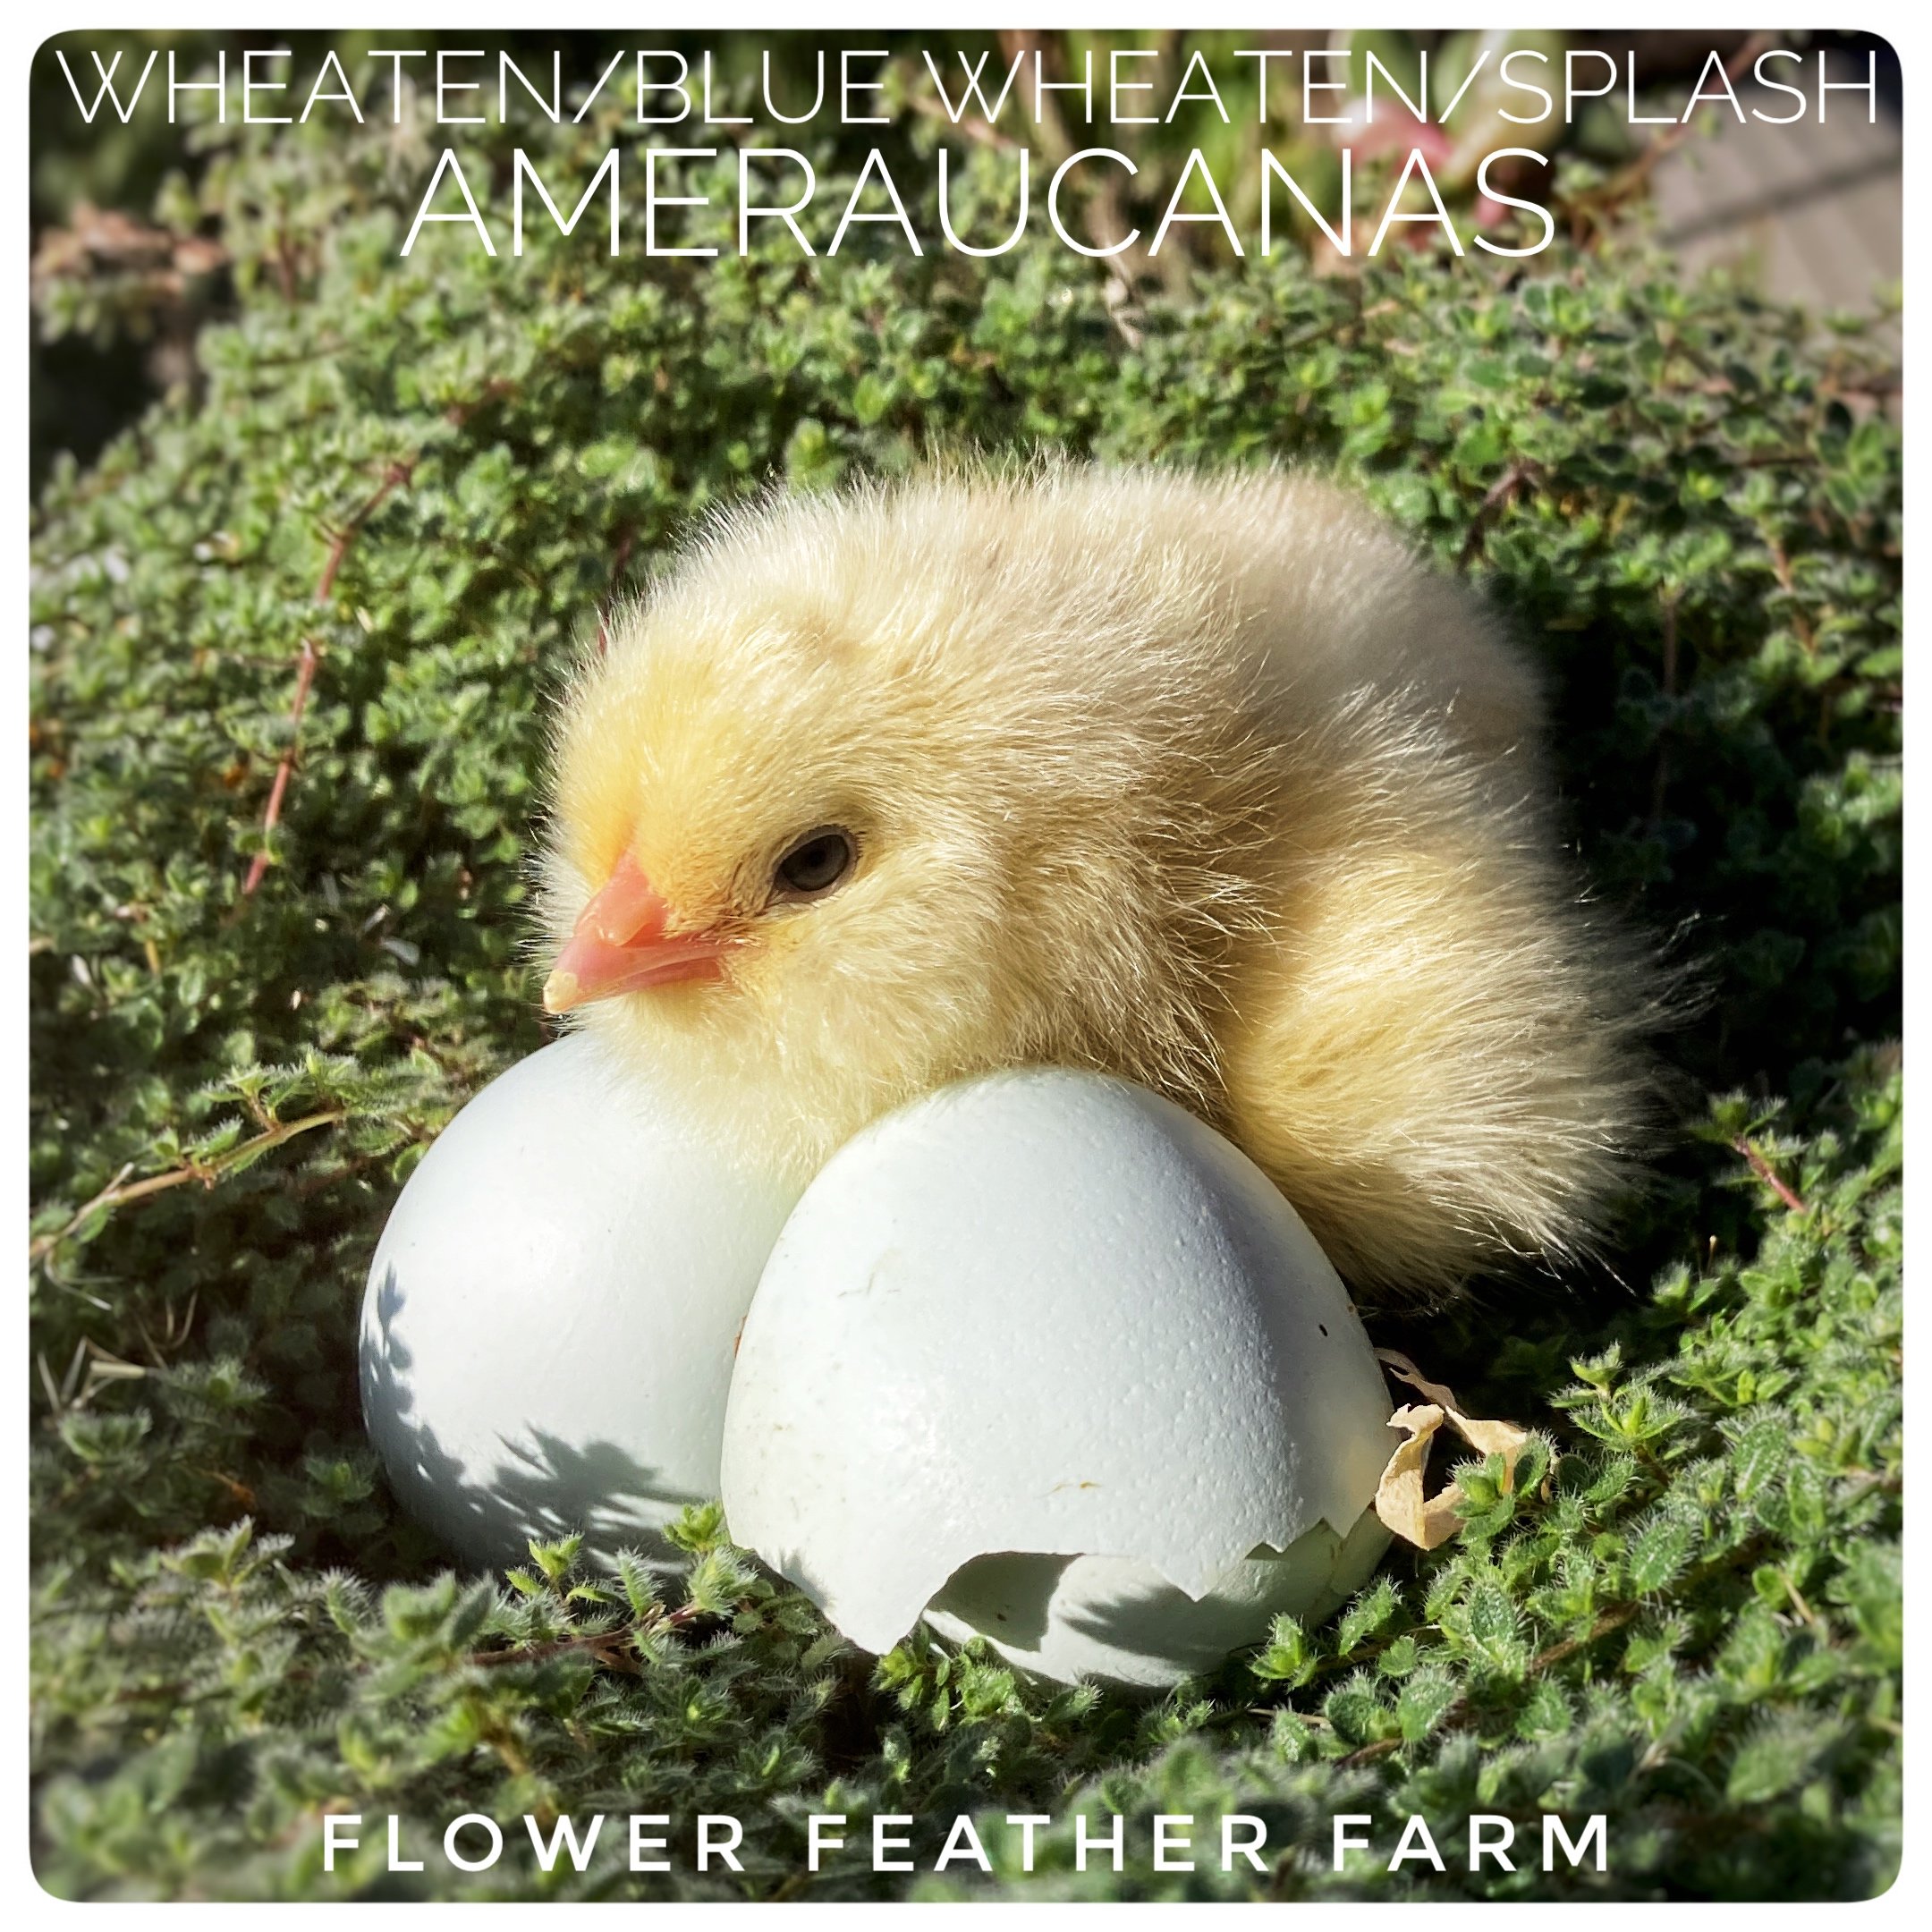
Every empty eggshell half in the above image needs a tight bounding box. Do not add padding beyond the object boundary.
[360,1035,801,1568]
[721,1069,1394,1684]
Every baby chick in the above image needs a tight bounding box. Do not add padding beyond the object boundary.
[539,465,1654,1304]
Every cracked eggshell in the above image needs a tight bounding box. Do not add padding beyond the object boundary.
[721,1070,1394,1685]
[360,1035,801,1569]
[924,1514,1392,1689]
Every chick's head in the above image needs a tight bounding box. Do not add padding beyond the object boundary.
[538,508,1251,1181]
[541,599,1054,1176]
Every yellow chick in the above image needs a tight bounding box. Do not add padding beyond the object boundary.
[538,464,1655,1304]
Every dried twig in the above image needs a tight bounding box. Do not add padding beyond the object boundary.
[903,89,1024,154]
[241,640,318,896]
[30,1110,343,1265]
[242,460,415,895]
[1459,461,1540,566]
[1763,535,1818,657]
[1335,1600,1642,1769]
[469,1598,711,1673]
[594,523,638,658]
[1555,33,1775,243]
[996,28,1154,317]
[1733,1137,1809,1216]
[37,1335,148,1419]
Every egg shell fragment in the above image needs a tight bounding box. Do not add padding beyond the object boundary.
[721,1069,1394,1666]
[360,1035,801,1568]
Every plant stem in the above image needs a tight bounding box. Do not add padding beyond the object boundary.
[30,1110,343,1263]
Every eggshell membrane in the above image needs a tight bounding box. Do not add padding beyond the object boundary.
[360,1035,801,1568]
[721,1070,1394,1659]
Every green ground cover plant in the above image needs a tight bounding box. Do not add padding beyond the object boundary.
[29,98,1901,1901]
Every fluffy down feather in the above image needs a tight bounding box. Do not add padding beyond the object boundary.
[538,463,1657,1303]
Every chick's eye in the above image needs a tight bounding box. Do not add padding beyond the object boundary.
[774,826,856,899]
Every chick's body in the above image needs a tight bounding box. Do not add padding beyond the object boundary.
[544,467,1651,1302]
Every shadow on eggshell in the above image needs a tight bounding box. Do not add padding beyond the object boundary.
[922,1509,1392,1691]
[360,1261,708,1569]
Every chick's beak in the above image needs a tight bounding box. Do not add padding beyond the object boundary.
[542,852,731,1013]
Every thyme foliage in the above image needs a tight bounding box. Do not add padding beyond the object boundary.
[30,100,1900,1901]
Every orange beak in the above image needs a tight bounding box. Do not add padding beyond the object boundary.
[542,853,731,1013]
